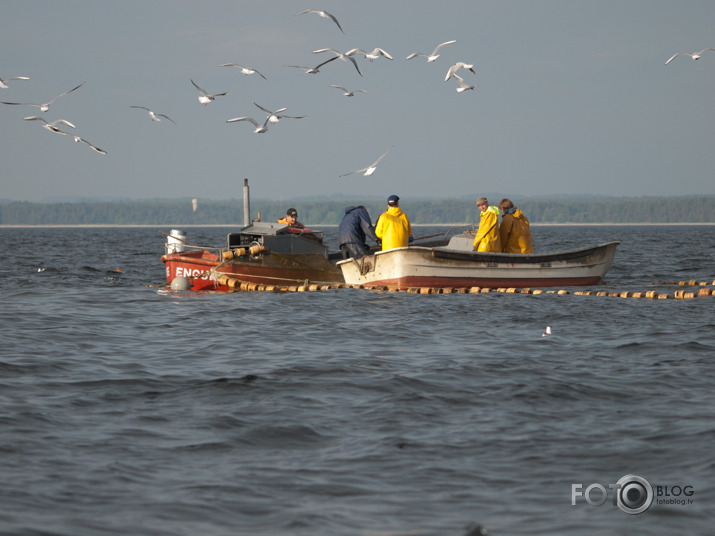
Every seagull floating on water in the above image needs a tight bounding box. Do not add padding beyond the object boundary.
[329,84,367,97]
[406,40,456,62]
[346,48,393,62]
[219,63,267,80]
[285,56,339,74]
[340,147,392,177]
[665,48,715,65]
[445,62,475,82]
[542,325,552,337]
[1,82,84,112]
[129,106,176,124]
[295,9,344,34]
[452,74,475,92]
[253,101,306,124]
[190,79,228,105]
[0,76,30,89]
[313,48,363,76]
[226,116,270,134]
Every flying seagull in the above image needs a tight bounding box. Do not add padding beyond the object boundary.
[219,63,267,80]
[665,48,715,65]
[445,62,475,82]
[190,79,228,105]
[285,56,339,74]
[329,84,367,97]
[24,116,106,154]
[23,115,76,134]
[1,82,84,112]
[295,9,344,34]
[345,48,393,62]
[312,48,363,76]
[253,101,306,124]
[340,147,392,177]
[75,136,107,155]
[226,116,270,134]
[0,76,30,89]
[451,73,475,92]
[129,106,176,124]
[406,40,456,62]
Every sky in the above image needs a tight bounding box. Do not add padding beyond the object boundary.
[2,0,715,203]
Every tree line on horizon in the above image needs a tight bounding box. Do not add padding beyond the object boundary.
[0,196,713,225]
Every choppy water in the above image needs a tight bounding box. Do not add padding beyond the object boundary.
[1,225,713,536]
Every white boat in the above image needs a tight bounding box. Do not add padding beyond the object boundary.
[337,232,620,290]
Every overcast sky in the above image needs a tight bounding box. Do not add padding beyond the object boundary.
[2,1,714,203]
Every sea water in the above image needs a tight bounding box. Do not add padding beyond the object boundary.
[0,225,713,535]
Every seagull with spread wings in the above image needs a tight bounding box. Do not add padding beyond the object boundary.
[329,84,367,97]
[445,62,475,82]
[451,74,475,92]
[345,48,393,62]
[312,48,363,76]
[295,9,344,33]
[129,106,176,124]
[2,82,84,112]
[253,101,307,125]
[190,79,228,105]
[24,115,76,134]
[406,40,456,62]
[219,63,267,80]
[226,116,270,134]
[665,48,715,64]
[24,115,106,154]
[285,56,339,74]
[340,147,392,177]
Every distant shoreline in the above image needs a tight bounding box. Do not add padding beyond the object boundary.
[1,223,713,228]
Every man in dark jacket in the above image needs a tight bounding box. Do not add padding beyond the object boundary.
[338,205,380,259]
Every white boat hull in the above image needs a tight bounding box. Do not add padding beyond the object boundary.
[338,240,620,290]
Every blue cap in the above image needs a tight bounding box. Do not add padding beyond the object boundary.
[387,194,399,204]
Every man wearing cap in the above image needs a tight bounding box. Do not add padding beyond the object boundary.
[473,197,501,252]
[375,195,413,251]
[277,207,305,229]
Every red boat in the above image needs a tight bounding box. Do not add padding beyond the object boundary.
[162,222,344,291]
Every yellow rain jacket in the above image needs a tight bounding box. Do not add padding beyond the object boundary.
[500,208,533,254]
[473,206,501,252]
[375,206,412,250]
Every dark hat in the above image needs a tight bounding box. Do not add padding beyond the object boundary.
[387,194,399,204]
[286,207,298,217]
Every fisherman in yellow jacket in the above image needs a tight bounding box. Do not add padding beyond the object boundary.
[473,196,502,252]
[375,195,413,250]
[499,198,533,253]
